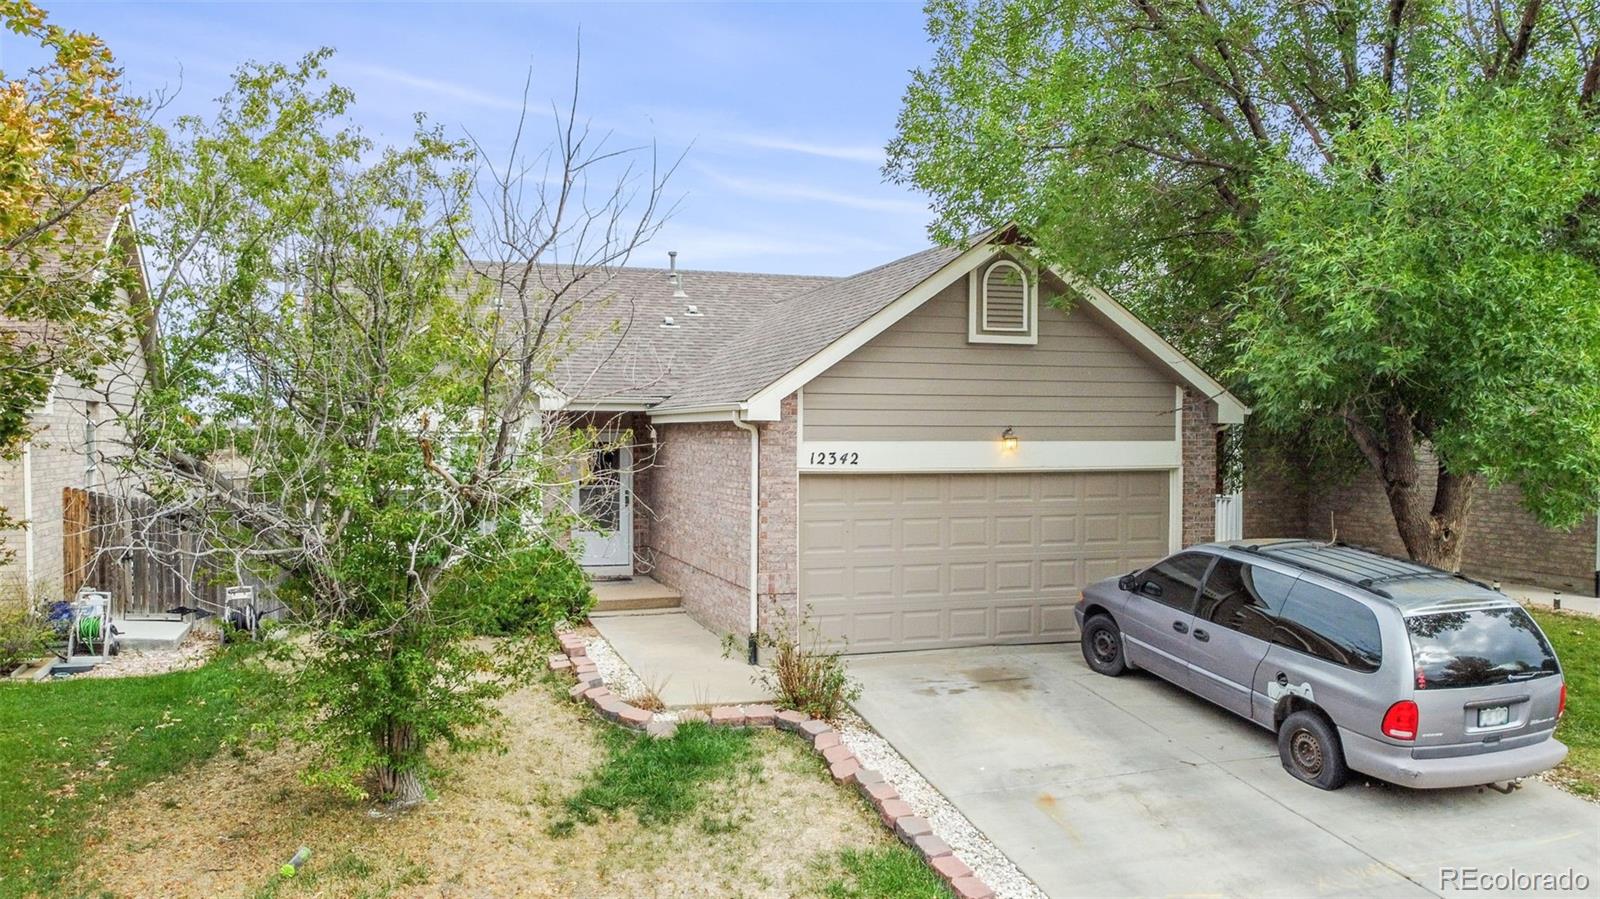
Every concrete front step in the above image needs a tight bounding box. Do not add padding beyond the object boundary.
[591,576,682,614]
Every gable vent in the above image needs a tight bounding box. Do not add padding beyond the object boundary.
[982,261,1029,332]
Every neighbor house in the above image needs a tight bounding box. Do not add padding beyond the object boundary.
[0,207,150,606]
[525,226,1249,654]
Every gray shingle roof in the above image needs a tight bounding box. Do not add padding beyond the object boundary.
[460,263,836,406]
[468,243,966,411]
[651,244,964,410]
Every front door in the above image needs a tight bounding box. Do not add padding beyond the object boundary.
[575,445,632,575]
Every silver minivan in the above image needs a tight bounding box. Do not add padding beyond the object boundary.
[1074,539,1568,790]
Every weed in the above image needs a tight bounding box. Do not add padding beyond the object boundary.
[550,721,754,832]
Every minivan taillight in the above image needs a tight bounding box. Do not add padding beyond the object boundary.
[1558,683,1568,719]
[1382,700,1419,741]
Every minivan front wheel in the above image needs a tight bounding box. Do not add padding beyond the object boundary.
[1080,615,1127,676]
[1277,710,1350,790]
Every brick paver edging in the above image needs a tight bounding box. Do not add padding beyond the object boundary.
[549,633,996,899]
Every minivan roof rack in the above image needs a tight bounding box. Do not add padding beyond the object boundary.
[1242,540,1497,600]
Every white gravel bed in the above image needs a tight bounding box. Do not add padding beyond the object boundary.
[835,708,1046,899]
[581,632,678,722]
[78,633,218,679]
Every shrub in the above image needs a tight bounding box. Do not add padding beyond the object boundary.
[751,605,861,720]
[0,605,51,673]
[440,541,593,637]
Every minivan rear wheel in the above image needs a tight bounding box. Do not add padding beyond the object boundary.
[1277,710,1350,790]
[1081,615,1127,676]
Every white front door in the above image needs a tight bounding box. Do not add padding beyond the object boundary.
[575,444,633,575]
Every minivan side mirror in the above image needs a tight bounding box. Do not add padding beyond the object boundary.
[1118,573,1137,592]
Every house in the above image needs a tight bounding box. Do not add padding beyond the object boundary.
[0,208,150,605]
[527,226,1249,655]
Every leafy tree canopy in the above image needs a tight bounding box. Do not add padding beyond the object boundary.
[888,0,1600,565]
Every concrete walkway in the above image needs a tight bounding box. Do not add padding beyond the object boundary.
[591,611,774,708]
[1500,581,1600,617]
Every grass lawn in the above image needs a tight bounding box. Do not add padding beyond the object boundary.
[54,666,946,898]
[1529,607,1599,798]
[0,650,263,899]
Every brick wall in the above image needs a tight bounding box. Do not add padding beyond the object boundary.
[1244,450,1598,593]
[0,347,143,604]
[1181,390,1219,547]
[756,394,799,635]
[644,418,752,638]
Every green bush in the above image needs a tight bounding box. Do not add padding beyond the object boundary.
[0,606,49,673]
[441,541,593,637]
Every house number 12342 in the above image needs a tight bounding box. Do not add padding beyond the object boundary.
[808,451,860,466]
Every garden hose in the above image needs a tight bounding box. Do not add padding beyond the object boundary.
[76,615,102,646]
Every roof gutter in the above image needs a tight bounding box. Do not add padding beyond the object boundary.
[731,411,760,664]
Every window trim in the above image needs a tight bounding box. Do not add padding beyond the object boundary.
[968,259,1038,345]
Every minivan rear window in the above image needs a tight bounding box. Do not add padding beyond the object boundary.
[1406,607,1558,690]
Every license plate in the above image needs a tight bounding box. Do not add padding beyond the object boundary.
[1477,706,1510,727]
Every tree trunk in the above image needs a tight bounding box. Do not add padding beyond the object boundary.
[373,720,426,807]
[1347,403,1479,570]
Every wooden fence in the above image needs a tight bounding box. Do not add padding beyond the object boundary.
[63,487,273,618]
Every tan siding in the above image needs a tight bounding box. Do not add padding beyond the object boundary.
[805,279,1177,442]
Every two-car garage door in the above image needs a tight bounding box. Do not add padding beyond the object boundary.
[799,471,1170,653]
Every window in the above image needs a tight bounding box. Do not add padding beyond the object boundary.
[1271,581,1383,672]
[968,259,1038,344]
[1406,607,1557,689]
[1135,552,1214,613]
[1197,559,1296,641]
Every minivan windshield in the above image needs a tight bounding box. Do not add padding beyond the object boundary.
[1406,606,1558,689]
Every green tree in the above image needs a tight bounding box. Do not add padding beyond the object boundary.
[127,54,668,805]
[1,0,147,541]
[888,0,1600,567]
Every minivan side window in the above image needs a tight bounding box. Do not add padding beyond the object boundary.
[1271,581,1383,673]
[1197,560,1296,641]
[1135,553,1214,613]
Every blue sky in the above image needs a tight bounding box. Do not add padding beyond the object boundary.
[2,1,940,274]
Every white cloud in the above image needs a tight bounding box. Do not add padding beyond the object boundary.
[337,61,536,113]
[695,166,926,216]
[721,132,886,164]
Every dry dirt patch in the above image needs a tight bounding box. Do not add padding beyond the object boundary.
[76,676,889,898]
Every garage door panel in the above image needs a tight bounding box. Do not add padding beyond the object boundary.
[903,517,942,549]
[1041,604,1078,637]
[995,515,1034,546]
[949,562,989,594]
[995,605,1034,638]
[1083,513,1123,543]
[1127,511,1165,542]
[902,564,943,596]
[800,471,1169,653]
[949,607,989,640]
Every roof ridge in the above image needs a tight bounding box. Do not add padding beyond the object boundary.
[462,260,842,281]
[769,244,949,308]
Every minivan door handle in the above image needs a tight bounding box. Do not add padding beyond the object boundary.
[1192,628,1210,642]
[1172,621,1189,634]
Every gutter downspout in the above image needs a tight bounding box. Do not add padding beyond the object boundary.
[21,443,33,590]
[732,412,760,664]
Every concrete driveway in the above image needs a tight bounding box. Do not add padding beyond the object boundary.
[850,645,1598,898]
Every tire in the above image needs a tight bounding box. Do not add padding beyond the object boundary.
[1080,614,1128,676]
[1278,710,1350,790]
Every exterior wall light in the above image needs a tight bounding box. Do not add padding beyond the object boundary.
[1001,427,1018,453]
